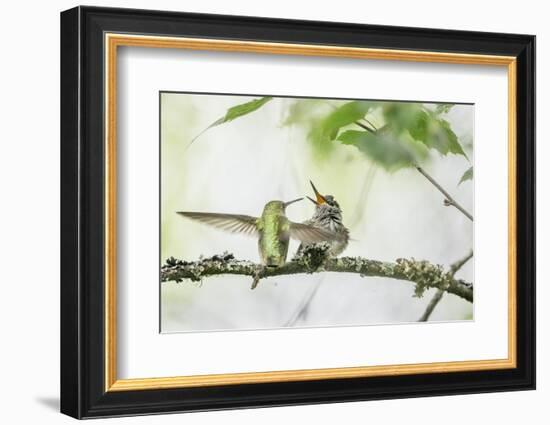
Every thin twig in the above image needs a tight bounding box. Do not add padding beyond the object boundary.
[414,166,473,221]
[418,249,473,321]
[449,250,474,275]
[418,289,446,322]
[283,279,323,327]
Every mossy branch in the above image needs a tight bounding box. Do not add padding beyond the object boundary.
[161,245,473,302]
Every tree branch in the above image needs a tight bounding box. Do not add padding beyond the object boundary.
[418,249,474,321]
[414,166,473,221]
[161,245,473,303]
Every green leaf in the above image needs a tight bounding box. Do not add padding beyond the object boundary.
[307,101,374,159]
[307,117,335,159]
[337,129,427,171]
[383,103,424,134]
[435,104,454,114]
[459,166,473,185]
[438,118,468,158]
[383,103,467,159]
[281,99,325,127]
[220,96,273,124]
[323,101,375,133]
[412,113,467,158]
[407,109,430,142]
[189,97,272,145]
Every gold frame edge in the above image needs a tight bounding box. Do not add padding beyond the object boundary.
[104,33,518,392]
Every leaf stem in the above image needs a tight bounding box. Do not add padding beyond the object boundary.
[354,120,376,134]
[361,117,378,132]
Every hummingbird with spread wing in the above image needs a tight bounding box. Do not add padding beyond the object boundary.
[178,198,340,268]
[296,181,350,258]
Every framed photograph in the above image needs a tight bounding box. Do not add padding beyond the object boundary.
[60,6,535,419]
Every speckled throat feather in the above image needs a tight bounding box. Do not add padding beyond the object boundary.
[299,204,349,257]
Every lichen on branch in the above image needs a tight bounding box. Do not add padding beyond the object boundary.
[161,245,473,302]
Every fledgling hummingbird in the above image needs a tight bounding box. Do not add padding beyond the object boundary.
[178,198,340,268]
[296,181,350,258]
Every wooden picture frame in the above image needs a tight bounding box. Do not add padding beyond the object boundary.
[60,5,535,419]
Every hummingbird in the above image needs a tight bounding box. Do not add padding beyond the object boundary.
[296,181,349,258]
[177,198,341,268]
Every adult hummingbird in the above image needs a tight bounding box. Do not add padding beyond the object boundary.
[296,181,349,257]
[178,198,340,268]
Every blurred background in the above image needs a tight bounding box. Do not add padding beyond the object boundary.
[160,92,474,332]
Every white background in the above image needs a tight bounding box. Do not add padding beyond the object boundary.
[119,48,507,378]
[0,0,545,424]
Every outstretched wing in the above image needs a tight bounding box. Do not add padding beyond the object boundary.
[177,212,259,236]
[289,222,341,244]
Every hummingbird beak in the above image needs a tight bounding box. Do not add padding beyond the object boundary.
[306,196,318,205]
[309,180,327,205]
[284,197,303,208]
